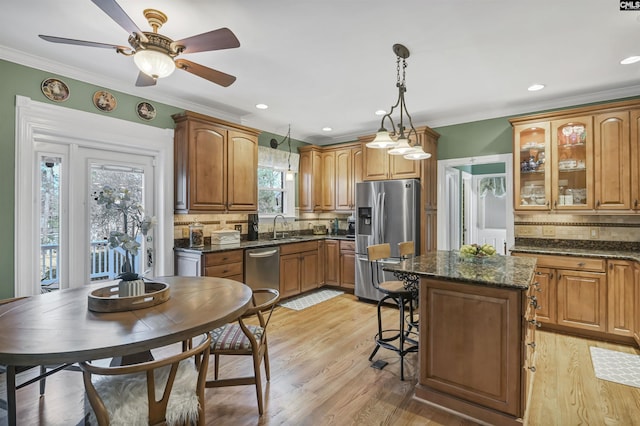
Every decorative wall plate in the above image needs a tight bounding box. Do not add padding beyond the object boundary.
[136,101,156,121]
[93,90,117,112]
[41,78,70,102]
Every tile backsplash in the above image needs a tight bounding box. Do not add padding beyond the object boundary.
[514,214,640,242]
[174,210,352,240]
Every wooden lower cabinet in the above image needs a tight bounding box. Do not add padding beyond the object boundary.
[204,250,244,282]
[556,269,607,332]
[607,260,635,337]
[634,263,640,346]
[339,240,355,289]
[279,241,320,298]
[417,278,530,424]
[325,240,340,285]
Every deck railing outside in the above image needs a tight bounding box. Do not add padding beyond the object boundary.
[40,240,141,290]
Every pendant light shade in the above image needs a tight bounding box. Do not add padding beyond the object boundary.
[366,130,397,149]
[403,145,432,160]
[387,138,415,155]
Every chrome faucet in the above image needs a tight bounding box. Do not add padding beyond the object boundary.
[273,214,286,239]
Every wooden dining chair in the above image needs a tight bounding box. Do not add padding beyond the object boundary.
[0,297,75,424]
[79,333,211,426]
[206,288,280,415]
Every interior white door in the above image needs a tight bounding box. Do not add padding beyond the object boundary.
[472,174,508,254]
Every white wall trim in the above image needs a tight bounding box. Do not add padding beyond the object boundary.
[437,153,514,252]
[15,95,174,296]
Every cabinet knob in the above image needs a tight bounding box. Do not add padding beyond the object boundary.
[546,200,550,207]
[528,319,542,328]
[527,342,536,349]
[577,262,585,267]
[596,200,601,207]
[609,263,613,270]
[528,366,537,372]
[554,200,557,208]
[635,200,638,208]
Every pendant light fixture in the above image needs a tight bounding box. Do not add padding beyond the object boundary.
[367,44,431,160]
[270,125,295,181]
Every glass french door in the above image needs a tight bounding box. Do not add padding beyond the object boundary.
[36,143,155,292]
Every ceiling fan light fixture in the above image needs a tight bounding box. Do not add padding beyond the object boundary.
[366,130,397,149]
[387,137,416,155]
[134,49,176,79]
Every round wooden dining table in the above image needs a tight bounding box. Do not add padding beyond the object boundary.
[0,276,253,366]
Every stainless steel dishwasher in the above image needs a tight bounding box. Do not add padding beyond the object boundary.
[244,246,280,291]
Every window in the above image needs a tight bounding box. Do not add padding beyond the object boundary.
[257,145,298,218]
[258,167,295,217]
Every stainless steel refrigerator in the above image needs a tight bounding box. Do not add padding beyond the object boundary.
[355,179,421,301]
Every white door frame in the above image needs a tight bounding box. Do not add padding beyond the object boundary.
[15,95,174,296]
[437,153,514,251]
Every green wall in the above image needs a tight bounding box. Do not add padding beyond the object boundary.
[0,58,637,298]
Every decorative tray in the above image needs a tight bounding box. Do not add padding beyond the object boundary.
[88,282,170,313]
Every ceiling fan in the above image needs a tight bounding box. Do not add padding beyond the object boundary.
[39,0,240,87]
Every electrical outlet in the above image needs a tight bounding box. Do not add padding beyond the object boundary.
[234,224,242,232]
[182,227,189,238]
[590,227,599,239]
[542,226,555,237]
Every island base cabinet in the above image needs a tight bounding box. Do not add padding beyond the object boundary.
[417,278,526,424]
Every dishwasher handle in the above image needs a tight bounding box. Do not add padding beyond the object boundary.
[247,249,279,258]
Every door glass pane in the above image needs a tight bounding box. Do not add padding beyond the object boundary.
[40,156,61,292]
[90,164,145,282]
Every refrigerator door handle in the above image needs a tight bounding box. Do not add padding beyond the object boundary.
[380,192,386,243]
[373,192,381,245]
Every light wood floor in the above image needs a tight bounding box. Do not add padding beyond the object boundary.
[2,292,639,425]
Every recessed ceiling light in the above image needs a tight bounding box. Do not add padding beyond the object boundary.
[375,110,386,116]
[527,84,545,92]
[621,56,640,65]
[255,103,268,109]
[322,127,332,132]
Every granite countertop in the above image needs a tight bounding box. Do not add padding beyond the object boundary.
[175,234,354,254]
[511,245,640,263]
[383,250,537,289]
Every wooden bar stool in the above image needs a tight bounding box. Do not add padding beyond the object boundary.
[367,243,418,380]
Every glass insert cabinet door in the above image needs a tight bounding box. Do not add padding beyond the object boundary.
[551,116,593,210]
[514,122,551,210]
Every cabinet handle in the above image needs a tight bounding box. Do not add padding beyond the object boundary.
[527,342,536,349]
[577,262,585,267]
[528,319,542,328]
[554,200,557,208]
[609,263,613,270]
[596,200,601,207]
[550,273,554,279]
[635,199,638,208]
[546,200,550,207]
[528,366,537,373]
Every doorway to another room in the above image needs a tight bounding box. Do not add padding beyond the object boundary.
[437,154,514,254]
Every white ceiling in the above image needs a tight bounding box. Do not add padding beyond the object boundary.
[3,0,640,145]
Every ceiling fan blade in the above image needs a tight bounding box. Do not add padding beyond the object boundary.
[39,35,128,51]
[135,72,157,87]
[173,28,240,54]
[91,0,143,36]
[175,59,236,87]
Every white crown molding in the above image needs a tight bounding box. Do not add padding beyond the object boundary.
[0,45,244,124]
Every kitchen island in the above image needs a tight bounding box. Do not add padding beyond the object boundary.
[384,251,537,426]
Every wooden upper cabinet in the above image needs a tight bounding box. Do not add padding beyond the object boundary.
[172,111,259,213]
[299,146,323,212]
[630,109,640,210]
[335,148,353,211]
[359,130,429,181]
[321,151,336,211]
[594,111,630,210]
[362,144,390,180]
[634,263,640,347]
[227,130,258,211]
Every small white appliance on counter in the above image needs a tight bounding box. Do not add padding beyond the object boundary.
[211,229,240,245]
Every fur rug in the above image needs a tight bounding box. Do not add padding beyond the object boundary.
[84,359,200,425]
